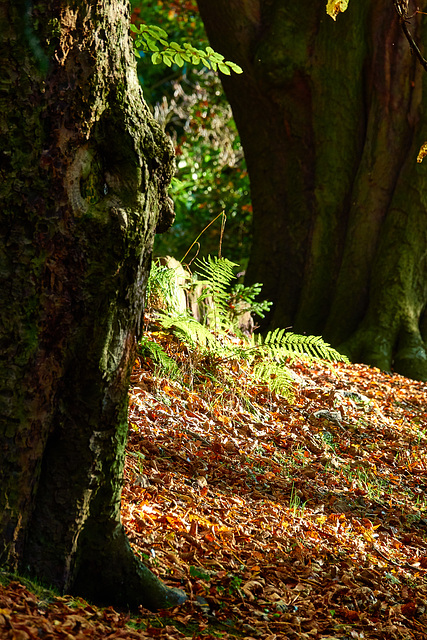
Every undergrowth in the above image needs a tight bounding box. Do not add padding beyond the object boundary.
[141,255,348,400]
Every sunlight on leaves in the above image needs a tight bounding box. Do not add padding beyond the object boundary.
[326,0,349,20]
[417,141,427,163]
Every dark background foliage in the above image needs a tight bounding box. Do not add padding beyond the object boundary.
[130,0,252,267]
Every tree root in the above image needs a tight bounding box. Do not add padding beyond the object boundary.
[340,324,427,382]
[71,523,187,612]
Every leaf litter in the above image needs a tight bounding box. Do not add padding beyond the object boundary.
[1,322,427,639]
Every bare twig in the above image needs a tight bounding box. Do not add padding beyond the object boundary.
[393,0,427,72]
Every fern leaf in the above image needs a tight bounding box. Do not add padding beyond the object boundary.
[254,330,348,364]
[252,361,294,399]
[139,336,180,378]
[146,260,188,315]
[158,314,217,351]
[194,256,238,330]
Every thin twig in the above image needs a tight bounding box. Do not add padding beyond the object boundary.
[393,0,427,72]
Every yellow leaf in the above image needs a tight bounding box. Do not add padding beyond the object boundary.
[326,0,349,20]
[417,142,427,163]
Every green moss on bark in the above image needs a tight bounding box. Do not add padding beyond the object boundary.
[0,0,184,610]
[198,0,427,381]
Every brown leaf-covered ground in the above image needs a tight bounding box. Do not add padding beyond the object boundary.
[1,324,426,639]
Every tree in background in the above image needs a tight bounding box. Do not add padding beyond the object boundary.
[130,0,252,265]
[197,0,427,381]
[0,0,185,610]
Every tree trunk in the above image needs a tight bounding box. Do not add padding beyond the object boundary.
[197,0,427,381]
[0,0,186,610]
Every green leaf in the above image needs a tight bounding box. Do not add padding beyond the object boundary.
[210,52,224,62]
[189,566,211,581]
[130,24,243,75]
[218,63,231,75]
[174,52,184,67]
[151,52,162,65]
[227,61,243,74]
[145,40,159,52]
[149,25,169,38]
[162,53,173,67]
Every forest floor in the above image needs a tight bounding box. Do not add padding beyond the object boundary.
[1,320,427,640]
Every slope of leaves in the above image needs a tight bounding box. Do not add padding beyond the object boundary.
[1,320,426,640]
[124,325,427,639]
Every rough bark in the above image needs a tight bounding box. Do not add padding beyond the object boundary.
[197,0,427,381]
[0,0,186,610]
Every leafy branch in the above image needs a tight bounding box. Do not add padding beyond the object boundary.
[130,24,243,75]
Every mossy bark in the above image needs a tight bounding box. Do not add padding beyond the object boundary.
[197,0,427,380]
[0,0,185,610]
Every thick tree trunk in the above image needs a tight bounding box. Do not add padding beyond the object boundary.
[0,0,185,610]
[197,0,427,380]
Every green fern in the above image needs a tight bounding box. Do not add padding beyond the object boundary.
[139,336,180,379]
[194,255,238,331]
[158,314,218,352]
[146,261,180,313]
[245,329,348,396]
[141,255,349,401]
[252,360,295,398]
[252,328,347,363]
[146,258,189,316]
[228,282,272,321]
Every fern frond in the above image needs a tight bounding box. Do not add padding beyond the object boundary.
[253,330,348,364]
[194,256,238,329]
[252,361,295,399]
[145,253,348,404]
[146,260,188,315]
[195,255,238,289]
[158,314,217,351]
[139,336,180,378]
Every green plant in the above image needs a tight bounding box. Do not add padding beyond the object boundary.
[159,314,218,351]
[189,565,212,581]
[142,255,349,399]
[131,5,251,264]
[228,282,272,322]
[289,483,307,514]
[246,328,347,396]
[131,23,242,75]
[252,327,346,362]
[228,575,242,595]
[146,260,187,315]
[139,335,180,379]
[194,255,238,331]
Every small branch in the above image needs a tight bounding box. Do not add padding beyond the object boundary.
[393,0,427,72]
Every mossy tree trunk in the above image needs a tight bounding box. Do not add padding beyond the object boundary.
[0,0,186,610]
[197,0,427,380]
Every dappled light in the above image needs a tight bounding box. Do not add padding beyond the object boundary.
[2,0,427,638]
[123,322,427,637]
